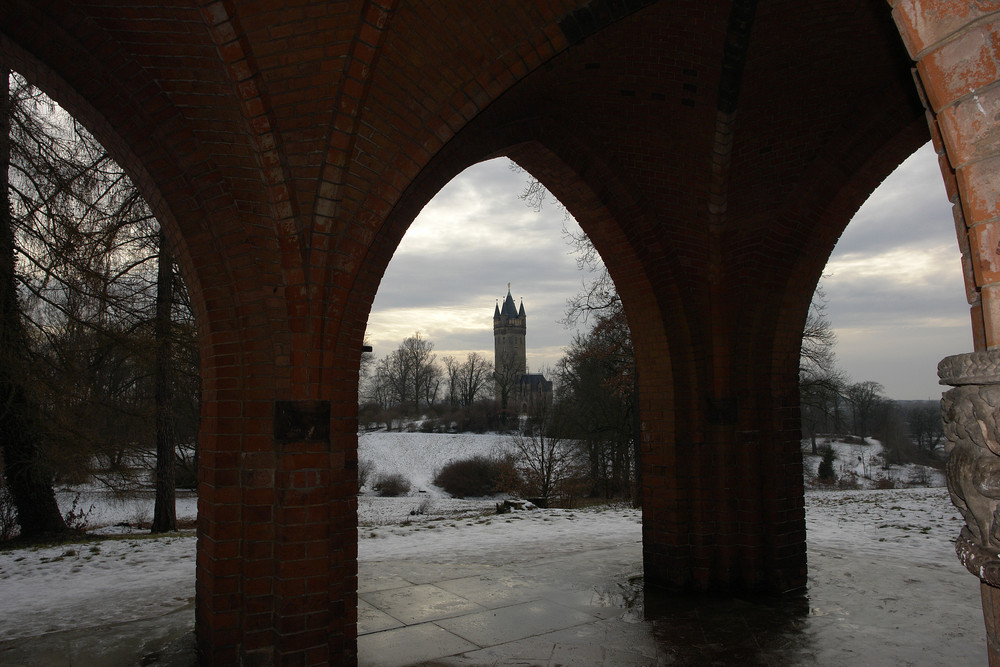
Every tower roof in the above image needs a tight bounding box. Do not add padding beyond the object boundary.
[499,286,519,318]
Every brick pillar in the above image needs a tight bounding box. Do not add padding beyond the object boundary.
[196,374,356,664]
[891,2,1000,663]
[637,332,807,595]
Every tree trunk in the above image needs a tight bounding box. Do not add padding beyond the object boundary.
[150,228,176,533]
[0,67,67,538]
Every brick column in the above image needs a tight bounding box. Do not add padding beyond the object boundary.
[196,367,356,664]
[891,2,1000,663]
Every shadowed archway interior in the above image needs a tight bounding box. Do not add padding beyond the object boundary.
[3,1,996,665]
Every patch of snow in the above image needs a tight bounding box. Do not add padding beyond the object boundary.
[0,534,195,641]
[54,489,198,534]
[359,431,512,496]
[801,437,946,489]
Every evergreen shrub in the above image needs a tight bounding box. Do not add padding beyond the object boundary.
[817,445,836,484]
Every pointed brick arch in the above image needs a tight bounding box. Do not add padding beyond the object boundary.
[7,0,1000,663]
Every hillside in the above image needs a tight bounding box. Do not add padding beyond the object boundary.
[801,436,946,489]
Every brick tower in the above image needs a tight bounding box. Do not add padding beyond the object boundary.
[494,284,526,407]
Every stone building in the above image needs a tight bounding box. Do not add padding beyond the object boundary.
[493,285,552,414]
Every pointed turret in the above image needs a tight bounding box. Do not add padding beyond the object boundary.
[494,300,500,318]
[500,288,518,318]
[518,298,525,318]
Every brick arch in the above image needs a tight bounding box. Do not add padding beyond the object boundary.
[0,4,292,365]
[0,26,303,526]
[0,12,314,664]
[718,0,929,423]
[344,118,690,408]
[343,102,723,591]
[736,88,931,420]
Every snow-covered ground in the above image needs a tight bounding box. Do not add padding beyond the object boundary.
[0,432,970,653]
[358,430,510,496]
[801,436,947,489]
[54,488,199,535]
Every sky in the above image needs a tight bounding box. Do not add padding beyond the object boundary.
[365,143,969,401]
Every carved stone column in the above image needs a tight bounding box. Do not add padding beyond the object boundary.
[939,350,1000,665]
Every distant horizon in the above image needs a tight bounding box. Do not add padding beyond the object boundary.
[365,144,968,402]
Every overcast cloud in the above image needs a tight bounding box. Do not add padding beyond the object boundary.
[823,142,968,400]
[366,143,969,400]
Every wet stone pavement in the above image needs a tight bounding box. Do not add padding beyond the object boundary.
[0,538,986,666]
[356,540,984,666]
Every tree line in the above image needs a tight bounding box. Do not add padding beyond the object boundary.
[799,290,944,464]
[359,335,500,432]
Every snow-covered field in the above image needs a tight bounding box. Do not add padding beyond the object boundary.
[54,488,199,535]
[357,431,508,526]
[0,432,973,658]
[801,436,947,489]
[358,431,509,492]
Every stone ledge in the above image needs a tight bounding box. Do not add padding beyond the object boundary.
[939,350,1000,386]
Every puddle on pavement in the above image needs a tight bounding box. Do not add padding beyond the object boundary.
[587,566,984,666]
[588,574,823,664]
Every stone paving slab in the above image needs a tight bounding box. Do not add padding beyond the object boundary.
[0,604,194,667]
[359,583,484,625]
[357,599,405,635]
[434,599,596,648]
[433,572,543,609]
[357,572,414,594]
[357,623,478,667]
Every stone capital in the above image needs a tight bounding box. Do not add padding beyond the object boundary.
[941,350,1000,583]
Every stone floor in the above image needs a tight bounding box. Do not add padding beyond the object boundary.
[355,541,986,666]
[0,539,988,666]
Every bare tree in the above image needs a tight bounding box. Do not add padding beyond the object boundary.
[561,226,621,329]
[442,355,461,408]
[555,307,635,501]
[509,402,582,501]
[365,333,441,416]
[151,227,175,533]
[799,286,846,453]
[0,66,67,537]
[363,356,396,411]
[458,352,493,408]
[845,380,887,440]
[909,403,944,454]
[401,333,439,413]
[5,71,198,535]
